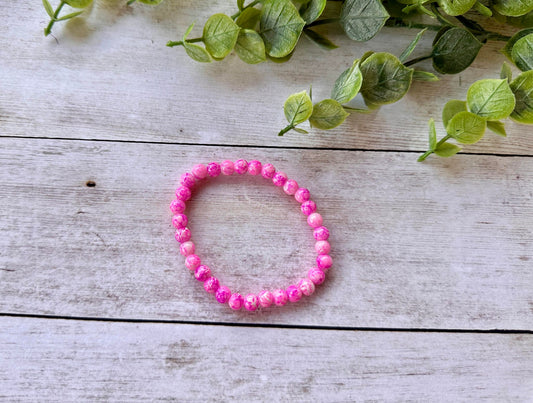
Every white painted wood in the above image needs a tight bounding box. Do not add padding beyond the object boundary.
[1,138,531,329]
[1,317,531,401]
[0,2,531,154]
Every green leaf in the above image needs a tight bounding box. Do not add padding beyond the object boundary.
[55,10,85,21]
[487,121,507,137]
[467,79,516,120]
[303,29,338,50]
[331,60,363,104]
[434,142,462,157]
[511,33,533,72]
[502,28,533,60]
[446,111,487,144]
[492,0,533,17]
[399,28,427,62]
[235,29,266,64]
[64,0,92,7]
[236,7,261,29]
[432,27,482,74]
[183,22,195,41]
[268,52,294,63]
[284,91,313,126]
[473,1,493,16]
[203,14,240,59]
[428,118,437,150]
[183,42,212,63]
[309,99,350,129]
[501,62,513,83]
[43,0,54,18]
[293,127,309,134]
[300,0,327,24]
[413,70,439,81]
[237,0,245,11]
[442,99,467,128]
[340,0,390,42]
[507,10,533,27]
[359,52,414,106]
[260,0,305,58]
[437,0,476,16]
[510,70,533,123]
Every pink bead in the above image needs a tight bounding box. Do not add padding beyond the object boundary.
[179,241,195,257]
[287,285,302,302]
[308,268,325,285]
[180,172,196,188]
[244,294,259,311]
[185,254,201,271]
[247,160,262,175]
[207,162,221,177]
[192,164,208,180]
[315,240,330,255]
[234,159,249,174]
[204,277,220,293]
[272,171,288,187]
[283,179,298,195]
[313,226,330,241]
[261,163,276,179]
[307,212,323,228]
[221,160,235,175]
[228,293,244,310]
[194,265,211,281]
[175,186,192,201]
[170,199,186,214]
[258,290,274,308]
[175,227,191,243]
[317,254,332,271]
[297,278,315,296]
[301,200,317,215]
[172,213,188,229]
[295,188,310,203]
[273,289,288,306]
[216,285,231,303]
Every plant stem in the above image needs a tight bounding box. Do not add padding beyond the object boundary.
[306,18,340,28]
[167,37,203,47]
[384,18,442,32]
[44,0,65,36]
[487,32,512,42]
[278,124,294,136]
[231,0,261,20]
[418,134,451,161]
[404,54,433,67]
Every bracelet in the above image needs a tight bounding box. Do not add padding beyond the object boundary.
[170,159,332,311]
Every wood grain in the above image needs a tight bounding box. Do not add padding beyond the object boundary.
[1,138,531,329]
[0,2,531,154]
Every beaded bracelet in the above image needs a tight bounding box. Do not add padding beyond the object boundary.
[170,159,331,311]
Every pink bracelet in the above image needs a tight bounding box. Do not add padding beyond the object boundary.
[170,159,332,311]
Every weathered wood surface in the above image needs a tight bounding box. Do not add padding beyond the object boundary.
[1,317,532,401]
[1,138,531,329]
[0,1,532,154]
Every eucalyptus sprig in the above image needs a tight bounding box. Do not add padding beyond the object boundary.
[43,0,93,37]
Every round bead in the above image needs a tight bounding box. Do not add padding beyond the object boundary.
[283,179,298,195]
[315,240,330,255]
[258,290,274,308]
[194,265,211,282]
[204,277,220,294]
[313,226,330,241]
[175,186,192,201]
[221,160,235,175]
[207,162,221,177]
[179,241,195,257]
[287,285,302,302]
[170,199,186,214]
[301,200,317,216]
[175,227,191,243]
[228,293,244,310]
[307,212,323,228]
[185,254,201,271]
[234,159,249,174]
[297,278,315,296]
[294,188,310,203]
[272,289,288,306]
[216,286,231,303]
[180,172,196,188]
[172,213,188,229]
[317,254,332,271]
[192,164,208,180]
[247,160,262,175]
[261,163,276,179]
[308,268,325,285]
[272,171,288,187]
[244,294,259,311]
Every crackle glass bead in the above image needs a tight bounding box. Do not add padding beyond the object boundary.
[294,188,310,203]
[192,164,208,180]
[179,241,195,257]
[228,293,244,310]
[313,226,330,241]
[185,254,201,271]
[307,212,323,228]
[283,179,298,195]
[315,240,330,255]
[261,163,276,179]
[272,171,288,187]
[301,200,317,216]
[216,286,231,304]
[297,278,315,296]
[175,227,191,243]
[258,290,274,308]
[308,268,325,285]
[180,172,196,188]
[170,199,186,214]
[204,277,220,294]
[287,285,302,302]
[175,186,192,201]
[317,254,332,271]
[244,294,259,311]
[194,265,211,281]
[273,289,288,306]
[247,160,262,175]
[234,159,249,174]
[172,214,188,229]
[221,160,235,175]
[207,162,221,177]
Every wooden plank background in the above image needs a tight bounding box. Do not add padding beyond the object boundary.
[1,0,532,400]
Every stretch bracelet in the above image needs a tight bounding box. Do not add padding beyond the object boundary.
[170,159,332,311]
